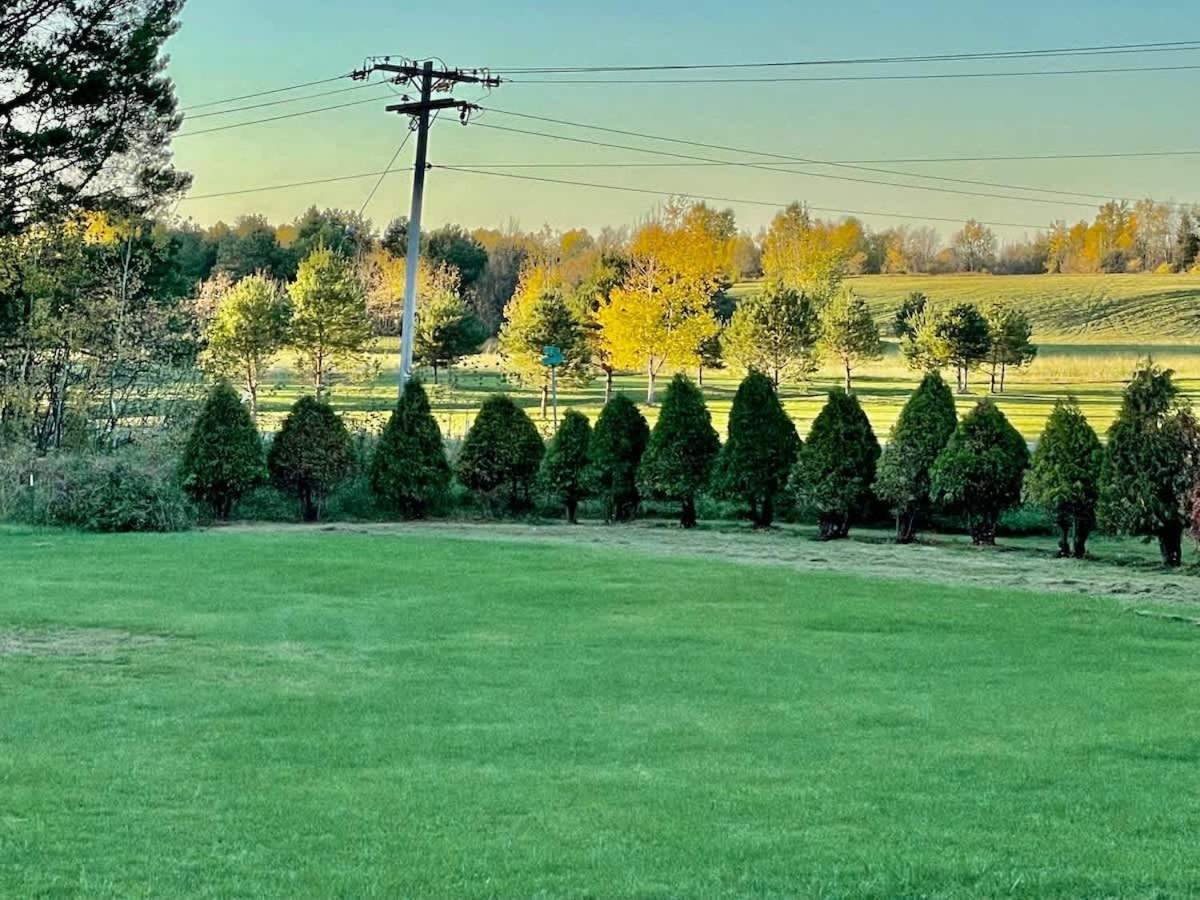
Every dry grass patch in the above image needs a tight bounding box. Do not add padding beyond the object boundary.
[0,627,169,658]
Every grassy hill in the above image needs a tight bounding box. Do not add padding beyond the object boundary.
[733,272,1200,344]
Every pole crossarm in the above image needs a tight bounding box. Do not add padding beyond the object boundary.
[353,62,502,89]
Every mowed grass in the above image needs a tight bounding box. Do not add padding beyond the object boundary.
[251,273,1200,441]
[3,528,1199,897]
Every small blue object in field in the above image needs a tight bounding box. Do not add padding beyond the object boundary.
[542,345,565,367]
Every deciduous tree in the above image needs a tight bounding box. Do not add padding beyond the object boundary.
[288,247,371,397]
[819,287,882,392]
[202,274,290,420]
[721,285,820,388]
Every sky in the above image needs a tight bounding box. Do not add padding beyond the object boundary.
[166,0,1200,242]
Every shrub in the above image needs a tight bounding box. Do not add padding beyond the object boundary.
[1024,399,1103,558]
[539,409,592,523]
[791,387,881,540]
[179,380,266,519]
[12,445,195,532]
[370,380,451,518]
[455,394,544,513]
[930,399,1030,545]
[268,396,355,521]
[588,394,650,522]
[874,371,958,543]
[1098,364,1200,567]
[638,374,720,528]
[711,371,799,527]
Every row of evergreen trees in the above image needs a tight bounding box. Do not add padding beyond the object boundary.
[179,362,1199,567]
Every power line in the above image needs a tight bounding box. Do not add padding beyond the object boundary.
[180,169,411,201]
[473,120,1102,209]
[183,82,388,120]
[359,130,415,216]
[180,73,354,111]
[433,165,1048,229]
[510,62,1200,85]
[176,95,385,138]
[489,39,1200,73]
[478,109,1184,207]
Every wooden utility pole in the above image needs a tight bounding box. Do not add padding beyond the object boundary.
[352,58,501,393]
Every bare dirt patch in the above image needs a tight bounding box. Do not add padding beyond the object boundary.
[0,628,169,658]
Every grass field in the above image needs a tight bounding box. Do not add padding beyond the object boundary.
[250,272,1200,442]
[3,525,1200,896]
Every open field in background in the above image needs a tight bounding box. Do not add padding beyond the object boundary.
[251,271,1200,441]
[2,524,1198,896]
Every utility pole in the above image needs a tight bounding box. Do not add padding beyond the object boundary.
[352,58,501,394]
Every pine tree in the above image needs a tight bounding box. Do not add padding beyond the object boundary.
[1025,399,1102,558]
[588,394,650,522]
[1098,364,1200,566]
[179,381,266,520]
[539,409,592,523]
[268,396,354,521]
[791,388,881,540]
[930,399,1030,545]
[369,380,451,519]
[455,395,545,513]
[873,371,958,543]
[721,285,820,387]
[638,374,720,528]
[711,372,800,528]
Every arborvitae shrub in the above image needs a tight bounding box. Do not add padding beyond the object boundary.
[369,380,451,518]
[711,371,799,528]
[539,409,592,523]
[455,394,544,513]
[180,380,265,519]
[930,398,1030,545]
[588,394,649,522]
[791,387,881,540]
[1024,399,1102,558]
[873,371,958,543]
[268,396,354,521]
[638,374,720,528]
[1098,364,1200,567]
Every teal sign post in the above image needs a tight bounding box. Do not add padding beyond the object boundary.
[542,345,564,427]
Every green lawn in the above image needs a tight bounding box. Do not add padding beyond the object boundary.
[3,527,1199,897]
[251,272,1200,442]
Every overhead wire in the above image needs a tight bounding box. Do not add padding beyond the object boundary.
[183,82,387,120]
[180,73,355,111]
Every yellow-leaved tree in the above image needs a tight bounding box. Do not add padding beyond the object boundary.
[597,201,733,404]
[761,203,855,299]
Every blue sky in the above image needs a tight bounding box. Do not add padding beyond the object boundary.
[167,0,1199,241]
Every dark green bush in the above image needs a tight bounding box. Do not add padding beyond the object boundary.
[791,387,881,540]
[1098,363,1199,567]
[931,399,1030,545]
[455,394,544,513]
[539,409,592,523]
[370,380,451,518]
[638,374,720,528]
[874,371,958,543]
[179,381,266,519]
[711,372,799,528]
[268,396,355,522]
[588,394,649,522]
[1025,399,1103,558]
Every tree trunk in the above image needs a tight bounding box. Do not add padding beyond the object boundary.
[248,383,258,422]
[540,382,549,419]
[433,363,439,385]
[1000,363,1008,393]
[772,368,781,390]
[896,509,918,544]
[970,515,997,546]
[819,514,850,541]
[697,365,704,386]
[961,365,970,394]
[302,490,319,523]
[1056,517,1072,558]
[566,497,578,525]
[680,495,698,529]
[756,493,775,529]
[844,359,852,392]
[1072,519,1091,559]
[989,364,998,394]
[604,368,614,404]
[1158,522,1184,567]
[646,361,656,405]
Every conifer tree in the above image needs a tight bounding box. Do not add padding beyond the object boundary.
[370,380,451,518]
[588,394,650,522]
[539,410,592,523]
[180,381,266,520]
[638,374,720,528]
[1025,399,1102,558]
